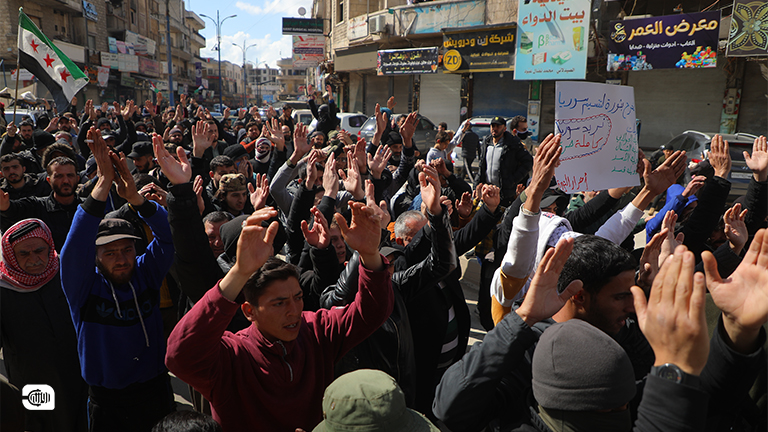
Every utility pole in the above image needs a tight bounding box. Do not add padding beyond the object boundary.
[232,41,256,108]
[201,11,236,111]
[165,0,175,106]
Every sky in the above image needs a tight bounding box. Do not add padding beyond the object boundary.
[186,0,314,69]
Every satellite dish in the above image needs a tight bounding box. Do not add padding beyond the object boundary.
[298,7,306,16]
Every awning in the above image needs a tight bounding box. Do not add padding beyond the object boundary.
[334,48,377,72]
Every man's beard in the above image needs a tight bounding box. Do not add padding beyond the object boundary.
[52,183,74,197]
[6,173,23,185]
[97,259,135,285]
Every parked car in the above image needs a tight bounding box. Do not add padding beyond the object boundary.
[309,112,368,136]
[292,109,314,127]
[662,130,758,203]
[359,113,437,156]
[4,109,41,126]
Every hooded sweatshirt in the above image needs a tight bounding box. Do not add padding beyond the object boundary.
[60,197,174,389]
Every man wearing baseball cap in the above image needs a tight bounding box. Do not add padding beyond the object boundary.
[127,141,156,174]
[476,116,533,206]
[60,130,175,432]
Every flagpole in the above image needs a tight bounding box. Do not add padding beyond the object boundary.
[13,8,23,121]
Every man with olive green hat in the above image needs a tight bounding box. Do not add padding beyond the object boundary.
[314,369,439,432]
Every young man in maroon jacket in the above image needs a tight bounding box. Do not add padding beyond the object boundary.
[166,201,394,432]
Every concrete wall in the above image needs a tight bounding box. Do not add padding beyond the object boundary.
[628,64,726,150]
[737,61,768,136]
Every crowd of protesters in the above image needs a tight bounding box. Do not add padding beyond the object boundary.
[0,87,767,432]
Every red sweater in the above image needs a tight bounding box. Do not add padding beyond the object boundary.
[165,261,394,432]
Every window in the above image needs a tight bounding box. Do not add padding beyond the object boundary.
[338,0,344,22]
[348,116,366,128]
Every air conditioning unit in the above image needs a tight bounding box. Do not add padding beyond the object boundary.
[369,15,388,35]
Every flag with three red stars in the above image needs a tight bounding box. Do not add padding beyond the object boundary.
[18,7,88,112]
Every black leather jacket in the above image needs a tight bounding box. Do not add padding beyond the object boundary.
[319,208,456,406]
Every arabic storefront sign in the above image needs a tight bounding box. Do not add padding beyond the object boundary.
[120,73,136,88]
[400,1,485,35]
[727,0,768,57]
[377,47,438,75]
[442,25,516,73]
[118,54,139,73]
[97,66,110,87]
[293,35,324,68]
[283,18,323,35]
[608,11,719,71]
[101,52,119,69]
[554,81,639,194]
[514,0,590,80]
[138,57,161,77]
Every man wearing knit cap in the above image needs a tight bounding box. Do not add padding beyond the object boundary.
[60,131,176,432]
[214,173,250,217]
[168,126,184,145]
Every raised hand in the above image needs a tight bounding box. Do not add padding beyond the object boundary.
[249,173,270,211]
[139,182,167,207]
[642,150,687,196]
[153,132,192,185]
[191,121,213,158]
[524,133,562,213]
[87,126,115,185]
[122,100,135,120]
[637,227,667,293]
[334,202,384,270]
[367,145,392,179]
[724,202,749,255]
[223,107,231,119]
[481,184,501,213]
[110,151,146,207]
[144,99,157,117]
[292,123,311,162]
[230,207,280,277]
[265,118,285,151]
[682,175,706,198]
[659,210,685,269]
[399,112,418,148]
[353,136,367,173]
[323,152,340,198]
[386,96,396,110]
[745,135,768,182]
[373,103,387,141]
[632,245,709,375]
[365,179,390,229]
[193,175,205,215]
[419,165,443,216]
[431,157,452,178]
[339,151,364,200]
[516,237,582,326]
[709,134,732,179]
[456,191,473,218]
[305,149,321,187]
[6,121,16,137]
[704,229,768,354]
[301,206,331,249]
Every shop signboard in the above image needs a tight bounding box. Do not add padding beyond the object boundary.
[348,15,368,40]
[377,47,438,75]
[121,73,135,87]
[401,1,484,35]
[727,0,768,57]
[118,54,139,73]
[442,25,516,73]
[293,35,324,68]
[514,0,591,80]
[283,18,323,35]
[139,57,161,77]
[608,11,720,70]
[101,52,119,69]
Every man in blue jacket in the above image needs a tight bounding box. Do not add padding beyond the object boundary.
[60,127,175,432]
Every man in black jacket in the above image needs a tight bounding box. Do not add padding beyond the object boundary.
[319,164,457,408]
[0,156,82,250]
[476,116,533,206]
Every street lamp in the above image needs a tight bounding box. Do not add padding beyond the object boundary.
[232,41,257,108]
[200,11,237,112]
